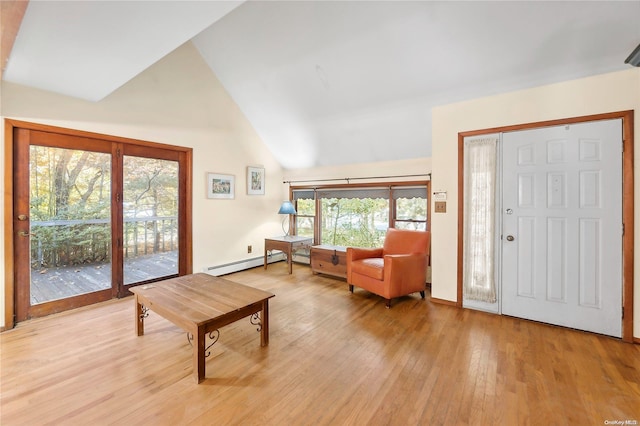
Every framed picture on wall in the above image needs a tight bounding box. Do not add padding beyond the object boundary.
[247,166,265,195]
[207,173,235,199]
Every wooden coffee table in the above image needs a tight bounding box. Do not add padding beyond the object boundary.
[130,273,275,383]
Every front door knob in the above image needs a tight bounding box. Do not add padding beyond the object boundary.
[506,235,515,242]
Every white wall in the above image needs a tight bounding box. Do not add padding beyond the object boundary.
[431,68,640,338]
[0,42,287,329]
[283,157,431,184]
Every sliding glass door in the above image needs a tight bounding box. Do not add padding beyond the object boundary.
[12,125,191,322]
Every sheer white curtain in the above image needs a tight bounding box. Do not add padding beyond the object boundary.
[463,137,498,303]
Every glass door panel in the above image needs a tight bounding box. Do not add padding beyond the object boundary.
[123,156,179,284]
[29,146,112,304]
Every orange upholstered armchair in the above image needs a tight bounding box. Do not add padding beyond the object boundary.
[346,228,430,308]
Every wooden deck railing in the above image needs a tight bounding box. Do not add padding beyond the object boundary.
[30,216,177,267]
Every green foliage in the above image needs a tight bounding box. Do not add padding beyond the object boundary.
[296,194,428,246]
[29,146,178,267]
[396,197,427,221]
[296,199,315,215]
[320,198,388,247]
[295,199,315,238]
[123,157,178,218]
[31,224,111,267]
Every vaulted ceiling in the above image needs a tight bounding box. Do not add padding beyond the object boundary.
[3,1,639,168]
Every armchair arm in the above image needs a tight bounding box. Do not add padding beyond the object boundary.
[382,253,428,298]
[347,247,383,283]
[347,247,383,262]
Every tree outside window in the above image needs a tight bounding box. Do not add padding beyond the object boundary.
[295,198,315,239]
[321,197,388,247]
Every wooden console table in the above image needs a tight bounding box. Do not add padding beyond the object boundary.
[130,273,275,383]
[264,235,313,274]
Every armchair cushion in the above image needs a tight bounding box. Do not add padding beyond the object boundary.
[350,258,384,280]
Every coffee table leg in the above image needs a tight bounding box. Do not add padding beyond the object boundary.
[194,327,206,383]
[260,300,269,347]
[135,295,144,336]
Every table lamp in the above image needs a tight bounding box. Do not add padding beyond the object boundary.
[278,201,296,236]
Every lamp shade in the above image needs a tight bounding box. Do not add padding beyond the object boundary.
[278,201,296,215]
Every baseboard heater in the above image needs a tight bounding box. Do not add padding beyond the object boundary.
[204,253,285,276]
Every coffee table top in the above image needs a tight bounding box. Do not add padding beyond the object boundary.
[130,273,274,327]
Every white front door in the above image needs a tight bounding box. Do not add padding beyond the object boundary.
[501,119,622,337]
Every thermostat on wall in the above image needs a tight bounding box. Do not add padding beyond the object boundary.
[433,191,447,202]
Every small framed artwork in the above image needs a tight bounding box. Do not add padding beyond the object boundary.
[207,173,235,199]
[247,166,265,195]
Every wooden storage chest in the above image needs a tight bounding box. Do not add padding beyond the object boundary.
[310,245,347,279]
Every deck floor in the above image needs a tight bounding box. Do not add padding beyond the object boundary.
[30,251,178,304]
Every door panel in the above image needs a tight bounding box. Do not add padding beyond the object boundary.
[122,155,179,285]
[516,216,535,297]
[29,145,113,304]
[579,218,600,307]
[546,217,566,302]
[14,132,115,321]
[501,119,622,337]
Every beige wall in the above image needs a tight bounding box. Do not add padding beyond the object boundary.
[0,42,287,329]
[431,68,640,338]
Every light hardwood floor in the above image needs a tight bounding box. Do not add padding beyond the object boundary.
[2,264,639,425]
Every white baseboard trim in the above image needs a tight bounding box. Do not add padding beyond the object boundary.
[204,253,284,276]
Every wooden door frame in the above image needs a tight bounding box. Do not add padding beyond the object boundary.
[457,111,634,343]
[3,119,193,329]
